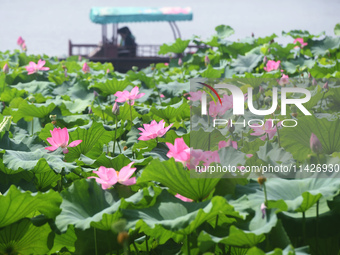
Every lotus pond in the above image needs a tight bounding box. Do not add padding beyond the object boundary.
[0,24,340,255]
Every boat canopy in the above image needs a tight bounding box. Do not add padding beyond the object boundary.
[90,7,193,24]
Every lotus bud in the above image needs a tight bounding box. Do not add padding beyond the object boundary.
[106,68,110,74]
[49,115,57,121]
[21,42,27,51]
[257,176,267,185]
[308,73,311,79]
[251,32,254,38]
[117,231,129,245]
[17,36,24,46]
[178,58,182,66]
[123,146,128,151]
[290,105,298,113]
[28,96,36,103]
[263,56,267,64]
[132,66,138,72]
[323,81,329,90]
[227,121,235,133]
[88,107,93,114]
[310,133,323,154]
[78,55,82,61]
[204,55,210,66]
[93,91,99,98]
[82,62,90,73]
[312,78,317,86]
[2,63,9,74]
[112,102,120,115]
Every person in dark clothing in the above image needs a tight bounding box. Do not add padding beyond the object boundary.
[117,26,137,57]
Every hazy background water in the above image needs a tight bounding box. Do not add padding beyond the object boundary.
[1,0,339,57]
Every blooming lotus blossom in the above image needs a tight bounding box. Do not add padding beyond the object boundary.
[82,62,90,73]
[188,90,205,102]
[293,38,308,48]
[264,60,280,72]
[2,63,9,74]
[310,133,323,154]
[278,74,289,86]
[25,60,50,75]
[160,94,165,98]
[218,139,237,150]
[250,119,281,141]
[88,163,136,189]
[175,194,193,202]
[138,120,173,141]
[166,137,190,165]
[114,86,145,105]
[17,36,25,46]
[45,127,82,154]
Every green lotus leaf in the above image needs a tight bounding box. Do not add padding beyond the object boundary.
[63,98,92,114]
[48,225,76,254]
[12,101,56,122]
[0,218,51,255]
[123,190,237,244]
[280,116,340,162]
[90,78,130,95]
[231,54,263,73]
[65,122,114,161]
[150,99,188,121]
[0,185,62,228]
[257,142,295,169]
[235,178,340,215]
[335,23,340,36]
[215,25,235,39]
[311,36,340,56]
[200,65,224,78]
[138,158,221,201]
[3,149,77,174]
[158,81,189,97]
[55,179,160,232]
[158,38,190,55]
[11,80,55,96]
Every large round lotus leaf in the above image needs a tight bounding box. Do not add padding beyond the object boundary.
[0,185,61,228]
[0,218,51,255]
[234,178,340,217]
[123,190,239,244]
[55,179,160,232]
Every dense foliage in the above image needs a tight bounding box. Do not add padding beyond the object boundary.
[0,24,340,255]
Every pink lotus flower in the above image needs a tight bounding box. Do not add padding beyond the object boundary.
[218,139,237,150]
[2,63,9,74]
[310,133,323,154]
[175,194,193,202]
[204,55,210,66]
[164,63,169,66]
[188,90,205,102]
[17,36,25,46]
[21,42,27,51]
[293,38,308,48]
[278,74,289,86]
[264,60,280,72]
[138,120,173,141]
[178,58,183,66]
[160,94,165,98]
[25,59,50,75]
[166,137,190,165]
[250,119,281,141]
[114,86,145,105]
[203,150,220,166]
[82,62,90,73]
[45,127,82,154]
[88,163,136,189]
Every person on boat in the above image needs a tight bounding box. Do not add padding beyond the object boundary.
[117,26,137,57]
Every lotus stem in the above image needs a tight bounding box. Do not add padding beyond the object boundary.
[129,101,133,123]
[112,116,117,157]
[263,182,268,206]
[94,228,98,255]
[302,211,306,244]
[145,235,149,254]
[187,234,191,255]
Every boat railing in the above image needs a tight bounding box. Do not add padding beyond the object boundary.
[68,40,210,58]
